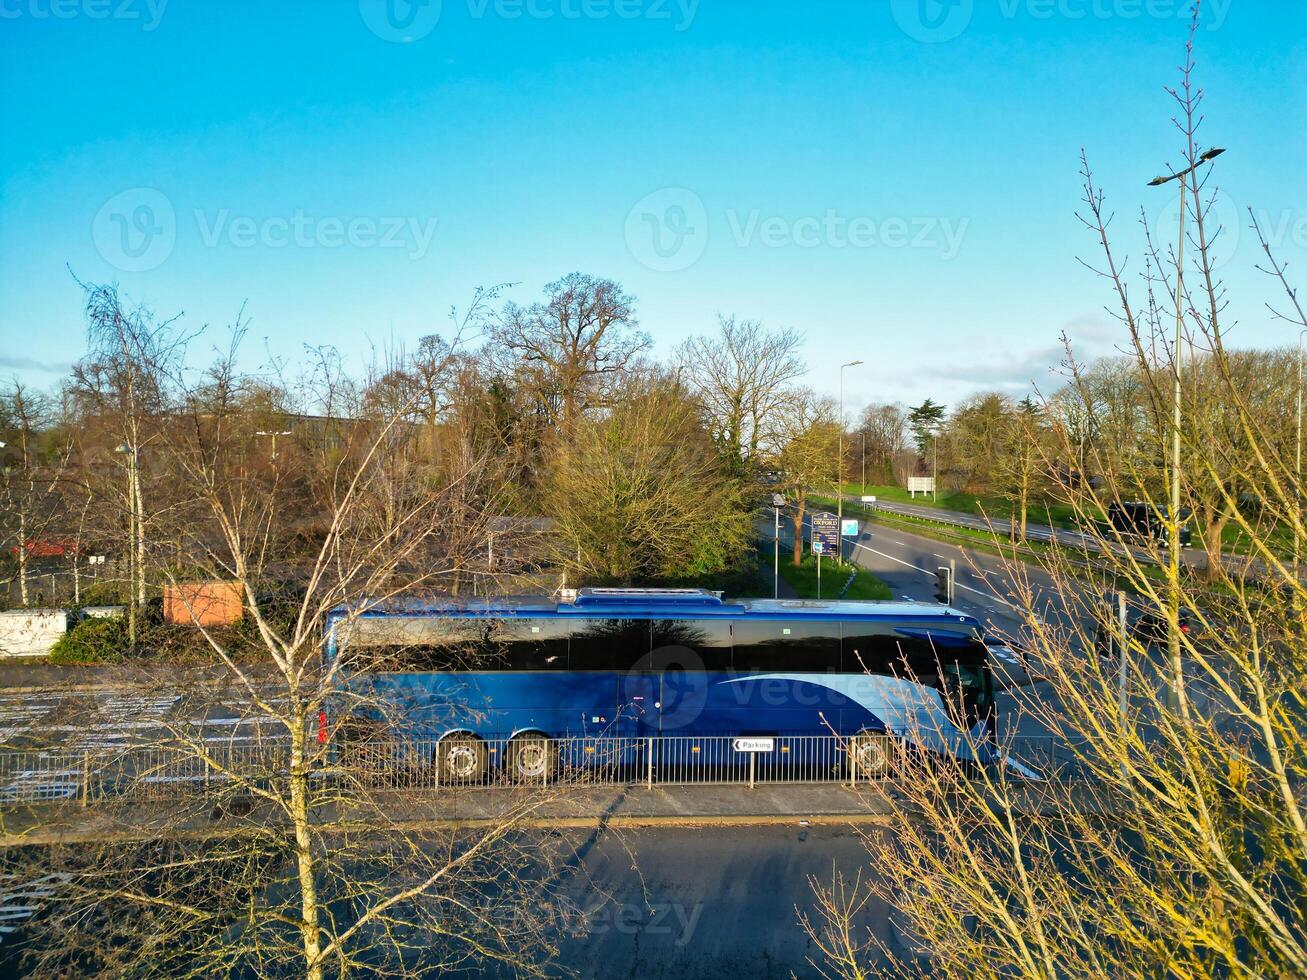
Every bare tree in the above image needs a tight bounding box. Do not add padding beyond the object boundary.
[491,273,648,433]
[856,402,910,486]
[0,381,70,606]
[676,315,805,477]
[994,395,1051,541]
[67,284,191,638]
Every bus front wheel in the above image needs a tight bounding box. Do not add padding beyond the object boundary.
[850,731,894,779]
[436,735,488,783]
[507,735,557,782]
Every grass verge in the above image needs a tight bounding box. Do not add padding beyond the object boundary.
[773,549,892,601]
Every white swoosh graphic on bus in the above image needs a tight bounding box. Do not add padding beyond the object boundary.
[717,673,977,760]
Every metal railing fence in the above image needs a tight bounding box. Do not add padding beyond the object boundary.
[0,733,1090,806]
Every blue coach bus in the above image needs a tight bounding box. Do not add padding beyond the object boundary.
[324,588,996,781]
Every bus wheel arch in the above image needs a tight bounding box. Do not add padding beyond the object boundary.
[435,732,488,783]
[506,731,557,781]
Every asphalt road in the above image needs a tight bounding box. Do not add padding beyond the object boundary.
[858,496,1283,581]
[0,824,908,978]
[476,823,899,980]
[775,512,1079,639]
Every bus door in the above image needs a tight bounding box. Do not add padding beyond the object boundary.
[650,618,733,735]
[618,670,661,737]
[571,618,656,737]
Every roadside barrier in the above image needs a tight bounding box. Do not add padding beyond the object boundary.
[0,732,1087,805]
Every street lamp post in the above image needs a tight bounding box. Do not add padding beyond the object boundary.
[837,360,863,565]
[773,498,781,599]
[1148,145,1226,715]
[932,427,939,504]
[255,429,293,462]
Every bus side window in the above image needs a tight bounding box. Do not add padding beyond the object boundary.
[496,618,571,670]
[569,619,651,671]
[839,624,900,675]
[731,621,839,673]
[383,618,490,671]
[650,619,732,671]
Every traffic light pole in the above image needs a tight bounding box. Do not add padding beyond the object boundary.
[934,560,955,605]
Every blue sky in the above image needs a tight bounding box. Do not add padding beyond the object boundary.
[1,0,1304,414]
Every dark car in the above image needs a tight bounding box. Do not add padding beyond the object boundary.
[1094,610,1197,654]
[1107,502,1192,547]
[1131,611,1196,645]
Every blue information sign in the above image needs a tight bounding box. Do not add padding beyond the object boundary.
[811,513,840,555]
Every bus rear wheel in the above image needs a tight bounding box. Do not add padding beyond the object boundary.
[436,735,488,783]
[507,735,557,782]
[850,731,894,779]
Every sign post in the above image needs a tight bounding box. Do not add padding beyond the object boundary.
[811,512,839,563]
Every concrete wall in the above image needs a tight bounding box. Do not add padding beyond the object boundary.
[0,609,69,658]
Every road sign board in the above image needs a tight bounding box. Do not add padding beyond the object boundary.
[771,493,785,508]
[860,495,876,504]
[841,519,858,537]
[732,737,775,753]
[811,512,839,554]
